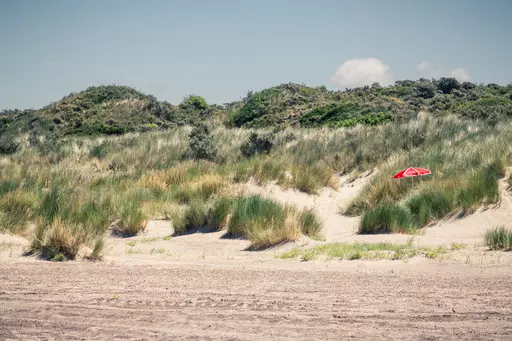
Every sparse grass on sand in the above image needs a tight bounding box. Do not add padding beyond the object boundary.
[485,226,512,251]
[278,242,462,261]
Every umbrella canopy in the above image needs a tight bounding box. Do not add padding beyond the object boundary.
[393,167,431,179]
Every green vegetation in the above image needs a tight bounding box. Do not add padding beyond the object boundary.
[485,226,512,251]
[1,78,512,261]
[279,241,461,261]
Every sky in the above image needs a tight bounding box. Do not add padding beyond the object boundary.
[1,0,511,110]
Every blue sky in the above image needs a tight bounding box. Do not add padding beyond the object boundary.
[1,0,511,109]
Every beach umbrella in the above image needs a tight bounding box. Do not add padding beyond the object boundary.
[393,167,431,185]
[393,167,431,179]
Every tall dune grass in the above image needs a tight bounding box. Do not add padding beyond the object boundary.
[2,116,512,259]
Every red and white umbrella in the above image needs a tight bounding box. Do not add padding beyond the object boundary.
[393,167,431,180]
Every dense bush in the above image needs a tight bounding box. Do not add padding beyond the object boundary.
[184,123,217,161]
[0,134,20,155]
[180,95,209,111]
[435,77,461,94]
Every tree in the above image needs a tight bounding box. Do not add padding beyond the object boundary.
[180,95,209,111]
[435,77,461,94]
[415,82,437,99]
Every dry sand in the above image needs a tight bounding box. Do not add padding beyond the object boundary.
[1,174,512,340]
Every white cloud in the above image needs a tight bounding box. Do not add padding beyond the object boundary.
[451,68,471,82]
[415,61,438,78]
[329,58,394,89]
[416,61,431,71]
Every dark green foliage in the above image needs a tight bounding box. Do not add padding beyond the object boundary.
[233,88,281,127]
[435,77,461,94]
[2,79,512,137]
[241,132,274,157]
[299,102,392,128]
[184,123,216,161]
[90,142,112,159]
[415,82,437,99]
[0,180,20,196]
[180,95,209,111]
[0,134,20,155]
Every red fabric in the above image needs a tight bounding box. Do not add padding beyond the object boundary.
[393,167,431,179]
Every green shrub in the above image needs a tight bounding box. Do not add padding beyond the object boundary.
[184,123,216,161]
[0,134,20,155]
[180,95,209,111]
[241,132,274,158]
[485,226,512,251]
[232,88,280,127]
[359,203,414,234]
[90,142,111,159]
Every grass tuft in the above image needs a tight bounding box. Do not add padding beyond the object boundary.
[485,226,512,251]
[30,218,88,261]
[299,208,323,240]
[359,203,414,234]
[113,201,147,236]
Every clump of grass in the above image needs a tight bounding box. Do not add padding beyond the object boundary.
[87,236,105,261]
[290,166,323,194]
[345,177,409,216]
[450,242,466,250]
[0,189,37,234]
[456,161,504,212]
[207,196,233,231]
[423,246,449,259]
[162,165,189,187]
[113,201,147,236]
[226,194,315,249]
[30,218,88,261]
[359,203,414,234]
[245,211,302,250]
[172,200,209,235]
[172,175,226,204]
[71,199,112,236]
[299,208,323,240]
[405,185,455,226]
[287,163,338,194]
[150,248,165,254]
[485,226,512,251]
